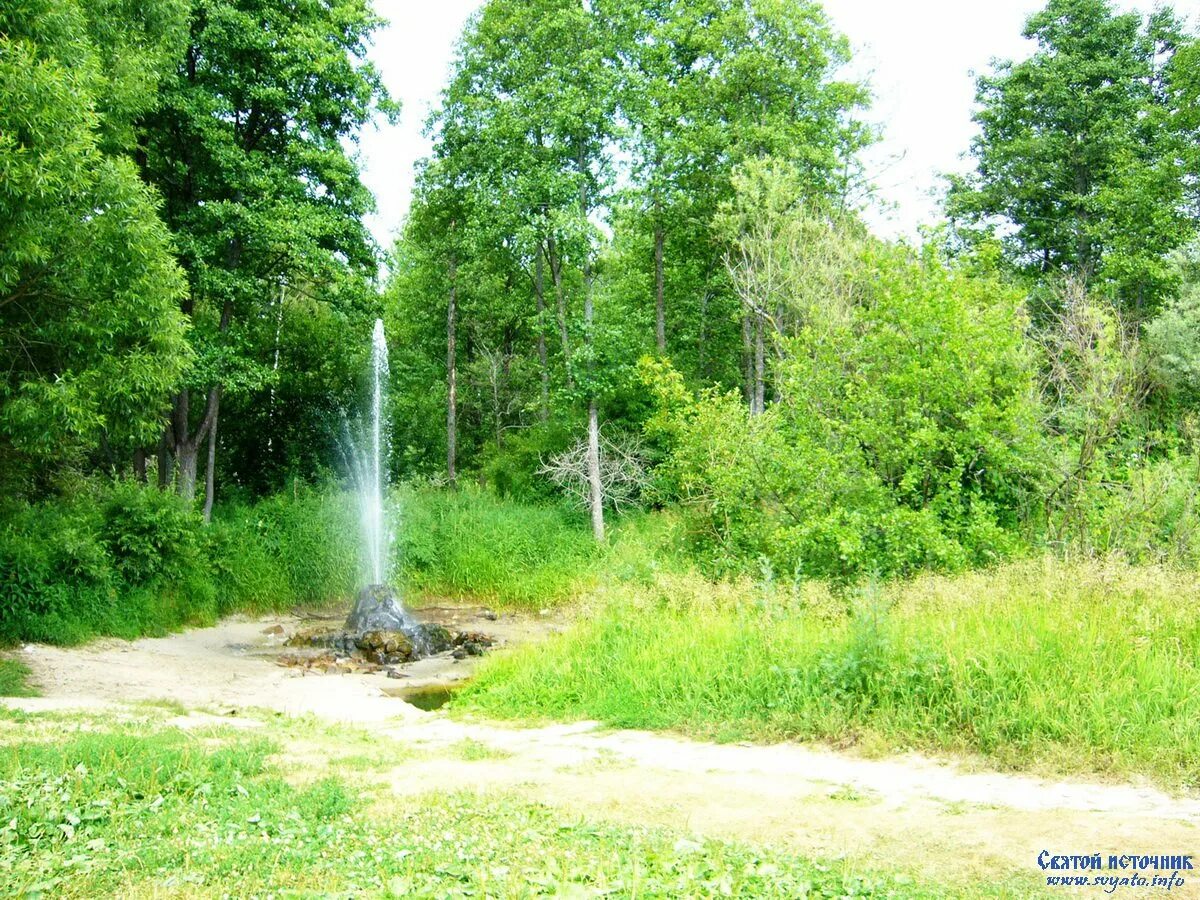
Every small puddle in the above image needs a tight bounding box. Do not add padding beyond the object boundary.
[386,683,461,710]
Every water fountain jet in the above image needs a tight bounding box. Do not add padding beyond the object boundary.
[343,319,433,656]
[284,319,491,670]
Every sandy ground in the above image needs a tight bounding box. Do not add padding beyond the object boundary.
[6,611,1200,893]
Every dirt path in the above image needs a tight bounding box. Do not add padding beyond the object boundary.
[6,613,1200,893]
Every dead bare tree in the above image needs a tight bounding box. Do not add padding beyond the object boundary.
[539,429,650,514]
[1040,278,1148,547]
[470,342,521,450]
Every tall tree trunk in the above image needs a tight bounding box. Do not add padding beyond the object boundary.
[654,217,666,354]
[134,448,148,484]
[752,311,766,416]
[157,426,173,490]
[579,145,604,543]
[266,281,285,460]
[173,386,193,499]
[202,393,220,523]
[446,249,458,490]
[492,358,503,449]
[177,429,198,503]
[535,243,549,421]
[584,274,604,541]
[1073,159,1093,281]
[173,385,219,504]
[772,301,784,404]
[174,249,234,507]
[741,311,753,405]
[546,233,573,389]
[587,399,604,541]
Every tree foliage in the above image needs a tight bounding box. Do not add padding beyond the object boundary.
[0,0,191,489]
[137,0,397,501]
[388,0,870,514]
[947,0,1198,314]
[647,206,1044,578]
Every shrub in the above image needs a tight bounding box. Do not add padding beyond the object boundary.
[643,244,1045,580]
[0,494,118,644]
[0,481,359,645]
[477,421,575,503]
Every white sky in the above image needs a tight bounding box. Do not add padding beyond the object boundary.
[357,0,1200,248]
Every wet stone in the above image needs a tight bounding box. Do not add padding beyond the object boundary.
[356,629,415,665]
[280,591,496,675]
[346,584,413,634]
[453,631,495,655]
[417,623,453,654]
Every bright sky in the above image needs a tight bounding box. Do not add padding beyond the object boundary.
[357,0,1200,248]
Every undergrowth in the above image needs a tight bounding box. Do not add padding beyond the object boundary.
[0,483,358,646]
[394,484,677,609]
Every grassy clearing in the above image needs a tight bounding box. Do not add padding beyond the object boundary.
[0,710,945,898]
[0,659,34,697]
[462,558,1200,788]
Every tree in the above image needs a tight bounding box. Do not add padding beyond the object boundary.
[1172,40,1200,221]
[1144,242,1200,402]
[948,0,1197,314]
[421,0,619,540]
[401,161,478,489]
[716,159,869,414]
[0,0,191,493]
[1039,279,1146,544]
[395,0,870,533]
[138,0,396,512]
[606,0,869,389]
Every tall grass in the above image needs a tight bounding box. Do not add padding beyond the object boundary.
[0,479,638,644]
[0,659,34,696]
[210,490,358,611]
[463,558,1200,787]
[394,485,670,608]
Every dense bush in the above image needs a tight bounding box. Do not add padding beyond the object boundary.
[645,245,1045,580]
[476,421,576,503]
[0,483,358,645]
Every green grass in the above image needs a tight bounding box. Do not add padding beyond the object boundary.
[1,478,669,643]
[395,484,676,609]
[462,558,1200,788]
[0,659,35,697]
[0,713,943,898]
